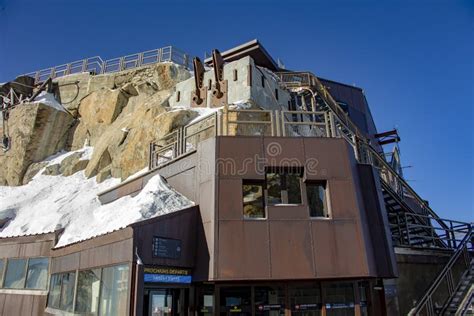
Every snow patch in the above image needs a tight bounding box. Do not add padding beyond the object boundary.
[0,151,193,247]
[32,91,66,112]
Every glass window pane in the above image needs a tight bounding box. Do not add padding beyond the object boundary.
[99,264,129,316]
[0,259,4,287]
[266,172,282,205]
[76,269,102,313]
[48,274,62,308]
[255,286,285,316]
[243,182,265,218]
[307,183,327,217]
[290,285,322,315]
[220,287,251,315]
[287,173,302,204]
[324,283,355,316]
[3,258,27,289]
[60,272,76,312]
[25,258,49,289]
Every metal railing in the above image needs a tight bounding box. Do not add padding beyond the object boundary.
[149,112,219,170]
[24,46,192,84]
[389,211,472,250]
[409,228,473,315]
[149,108,333,170]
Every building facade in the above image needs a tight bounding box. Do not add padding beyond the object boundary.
[0,40,471,316]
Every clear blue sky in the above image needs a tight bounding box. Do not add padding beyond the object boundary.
[1,0,472,222]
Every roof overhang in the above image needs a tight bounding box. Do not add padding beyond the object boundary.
[204,39,280,71]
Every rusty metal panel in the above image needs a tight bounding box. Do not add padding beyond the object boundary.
[311,219,368,278]
[263,137,305,166]
[303,138,352,180]
[51,252,80,273]
[167,168,197,202]
[267,205,308,220]
[19,294,34,315]
[2,293,23,315]
[327,179,359,220]
[0,244,20,258]
[79,238,133,269]
[218,178,244,220]
[269,221,315,279]
[0,294,5,314]
[116,176,144,198]
[217,137,264,178]
[217,220,270,280]
[133,207,197,268]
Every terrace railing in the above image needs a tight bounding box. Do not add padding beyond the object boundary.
[24,46,192,84]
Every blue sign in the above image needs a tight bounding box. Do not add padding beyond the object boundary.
[144,273,192,284]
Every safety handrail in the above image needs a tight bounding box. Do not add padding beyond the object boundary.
[409,227,473,315]
[277,71,452,233]
[23,46,191,84]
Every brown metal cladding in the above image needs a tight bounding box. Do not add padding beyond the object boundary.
[214,136,385,281]
[132,206,198,268]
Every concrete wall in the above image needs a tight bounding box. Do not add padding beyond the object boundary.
[169,56,291,110]
[394,249,451,315]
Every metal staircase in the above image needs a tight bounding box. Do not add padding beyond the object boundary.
[441,259,474,315]
[408,230,473,315]
[277,71,473,316]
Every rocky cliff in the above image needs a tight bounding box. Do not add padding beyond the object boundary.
[0,62,197,186]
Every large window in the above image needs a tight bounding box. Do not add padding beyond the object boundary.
[48,264,129,316]
[1,257,49,290]
[243,181,265,219]
[48,274,62,309]
[290,285,322,315]
[75,269,101,313]
[266,167,302,205]
[100,265,130,316]
[25,257,49,289]
[3,258,27,289]
[306,182,329,218]
[60,272,76,311]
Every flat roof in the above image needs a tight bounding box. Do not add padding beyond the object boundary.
[204,39,280,71]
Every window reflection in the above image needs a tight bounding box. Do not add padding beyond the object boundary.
[3,258,27,289]
[25,257,49,289]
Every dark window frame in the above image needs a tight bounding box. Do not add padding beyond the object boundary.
[265,166,303,206]
[305,181,330,218]
[242,179,266,219]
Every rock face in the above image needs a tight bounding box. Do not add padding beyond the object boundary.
[0,62,192,186]
[0,103,74,186]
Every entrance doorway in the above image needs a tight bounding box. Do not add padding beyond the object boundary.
[144,288,188,316]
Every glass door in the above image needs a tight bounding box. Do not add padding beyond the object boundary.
[149,289,179,316]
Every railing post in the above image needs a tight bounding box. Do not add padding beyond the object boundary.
[158,48,163,63]
[119,57,125,71]
[405,213,412,246]
[81,59,87,73]
[138,53,144,67]
[149,143,154,170]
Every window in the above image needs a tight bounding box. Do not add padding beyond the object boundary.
[48,264,130,315]
[60,272,76,311]
[254,286,285,316]
[261,75,265,87]
[243,180,265,219]
[306,182,329,217]
[99,265,130,316]
[48,274,62,309]
[75,269,101,314]
[290,285,322,315]
[0,259,4,287]
[233,69,238,81]
[25,257,49,289]
[266,167,302,205]
[3,258,27,289]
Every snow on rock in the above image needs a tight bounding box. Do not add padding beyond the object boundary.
[32,91,66,112]
[0,151,193,247]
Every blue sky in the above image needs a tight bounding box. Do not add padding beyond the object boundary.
[1,0,472,222]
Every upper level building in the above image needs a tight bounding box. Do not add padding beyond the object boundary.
[0,40,471,316]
